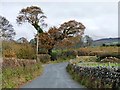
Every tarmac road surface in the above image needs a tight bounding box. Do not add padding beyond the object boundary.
[21,62,85,88]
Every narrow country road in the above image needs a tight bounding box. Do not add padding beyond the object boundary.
[21,62,85,88]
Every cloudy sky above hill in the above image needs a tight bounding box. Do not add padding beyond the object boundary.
[0,0,118,41]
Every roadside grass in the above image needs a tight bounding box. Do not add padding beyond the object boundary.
[2,57,71,88]
[2,62,43,88]
[50,58,69,64]
[0,73,2,89]
[50,56,75,64]
[77,62,120,67]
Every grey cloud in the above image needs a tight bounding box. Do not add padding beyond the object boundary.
[0,2,118,40]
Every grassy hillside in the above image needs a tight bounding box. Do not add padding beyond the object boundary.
[92,38,120,46]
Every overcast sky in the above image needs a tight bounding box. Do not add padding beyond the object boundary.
[0,1,118,41]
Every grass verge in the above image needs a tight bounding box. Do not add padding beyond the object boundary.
[50,57,73,64]
[77,62,120,67]
[2,62,43,88]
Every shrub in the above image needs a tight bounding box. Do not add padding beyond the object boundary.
[16,44,36,59]
[78,49,90,56]
[2,41,36,59]
[3,49,16,58]
[77,47,120,59]
[51,51,58,60]
[50,50,76,61]
[37,54,51,63]
[61,50,77,58]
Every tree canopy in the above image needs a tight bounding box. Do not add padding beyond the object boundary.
[17,37,29,43]
[16,6,47,33]
[38,20,86,56]
[58,20,85,39]
[0,15,16,40]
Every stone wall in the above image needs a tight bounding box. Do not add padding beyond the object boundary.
[67,62,120,89]
[2,58,37,69]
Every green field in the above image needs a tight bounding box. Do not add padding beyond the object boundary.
[77,62,120,67]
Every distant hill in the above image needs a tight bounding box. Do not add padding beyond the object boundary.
[92,37,120,46]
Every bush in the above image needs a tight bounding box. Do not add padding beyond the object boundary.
[61,50,77,59]
[78,49,90,56]
[3,49,16,58]
[77,47,120,59]
[51,51,58,60]
[37,54,51,63]
[50,50,76,61]
[16,44,36,59]
[2,41,36,59]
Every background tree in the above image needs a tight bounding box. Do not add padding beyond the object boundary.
[16,6,47,60]
[17,37,28,43]
[0,15,16,40]
[29,38,36,46]
[82,35,93,47]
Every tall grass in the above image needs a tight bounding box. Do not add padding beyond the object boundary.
[77,46,120,59]
[78,46,119,54]
[2,62,43,88]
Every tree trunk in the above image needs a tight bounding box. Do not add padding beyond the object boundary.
[32,23,43,61]
[48,49,52,60]
[36,31,39,61]
[32,23,43,33]
[48,48,56,61]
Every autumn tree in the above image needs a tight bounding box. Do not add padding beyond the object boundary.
[39,20,85,60]
[0,15,16,40]
[55,38,74,50]
[56,20,85,51]
[38,27,59,54]
[58,20,85,39]
[56,36,82,50]
[16,6,47,32]
[38,33,54,53]
[16,6,47,60]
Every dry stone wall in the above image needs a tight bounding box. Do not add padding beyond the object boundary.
[67,62,120,89]
[2,58,37,69]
